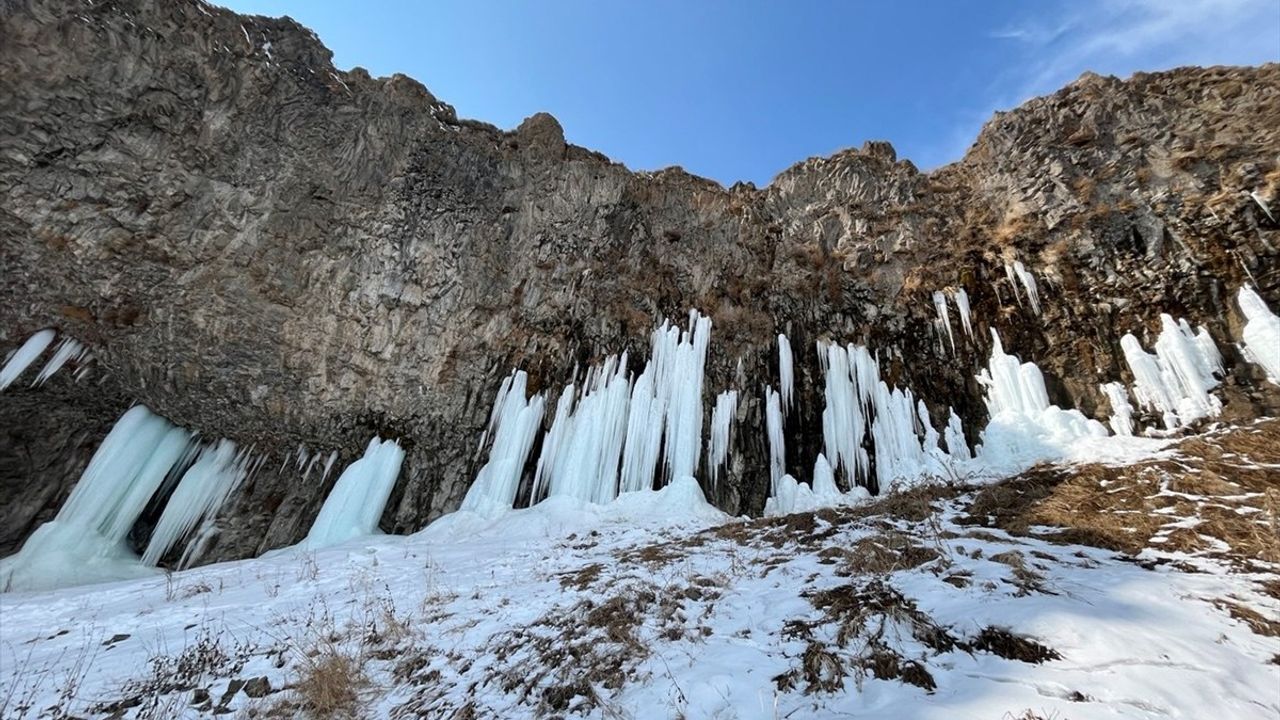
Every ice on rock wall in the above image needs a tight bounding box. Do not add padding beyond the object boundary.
[34,337,88,385]
[620,311,712,493]
[1238,286,1280,384]
[0,406,198,592]
[1120,315,1223,430]
[975,330,1107,472]
[777,334,794,413]
[944,409,971,461]
[301,438,405,549]
[933,291,956,353]
[818,342,871,488]
[1004,261,1041,315]
[952,288,974,339]
[141,439,249,566]
[533,356,631,505]
[1100,382,1135,436]
[0,329,55,390]
[463,371,546,516]
[764,385,786,491]
[706,389,738,491]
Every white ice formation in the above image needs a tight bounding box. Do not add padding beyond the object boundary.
[463,311,714,517]
[34,338,88,386]
[952,288,974,339]
[933,291,955,353]
[1100,382,1135,437]
[301,438,405,550]
[1237,286,1280,384]
[0,407,198,591]
[1005,261,1042,315]
[706,389,738,491]
[1120,315,1223,430]
[975,330,1108,472]
[0,329,56,390]
[141,439,250,567]
[764,385,786,491]
[777,334,795,413]
[463,371,546,516]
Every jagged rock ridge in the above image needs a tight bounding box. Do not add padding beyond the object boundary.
[1,0,1277,564]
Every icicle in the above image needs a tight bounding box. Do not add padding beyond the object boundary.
[0,406,197,592]
[952,288,974,340]
[975,330,1108,468]
[933,291,955,353]
[141,439,248,566]
[464,370,546,516]
[706,389,738,491]
[777,334,795,413]
[944,408,971,461]
[1012,261,1041,315]
[1121,315,1222,429]
[0,329,56,390]
[1238,286,1280,384]
[532,355,631,504]
[661,311,712,483]
[1004,263,1023,306]
[812,454,839,498]
[1100,382,1135,436]
[1250,190,1275,223]
[301,438,405,549]
[764,386,786,493]
[321,450,340,482]
[33,337,87,386]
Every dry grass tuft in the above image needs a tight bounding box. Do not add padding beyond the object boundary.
[292,648,369,719]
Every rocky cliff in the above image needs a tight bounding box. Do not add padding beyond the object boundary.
[2,0,1277,565]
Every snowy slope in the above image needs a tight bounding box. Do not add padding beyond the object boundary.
[3,425,1278,720]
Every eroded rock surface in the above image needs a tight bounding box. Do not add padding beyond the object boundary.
[1,0,1277,563]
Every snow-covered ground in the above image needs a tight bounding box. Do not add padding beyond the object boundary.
[3,427,1278,720]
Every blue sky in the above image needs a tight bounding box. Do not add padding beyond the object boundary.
[218,0,1278,186]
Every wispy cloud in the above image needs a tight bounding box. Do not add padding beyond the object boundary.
[928,0,1278,166]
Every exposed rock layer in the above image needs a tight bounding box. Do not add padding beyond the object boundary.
[2,0,1278,563]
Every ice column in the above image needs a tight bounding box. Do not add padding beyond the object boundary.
[933,291,955,353]
[533,355,631,504]
[463,370,546,516]
[778,334,795,413]
[706,389,738,491]
[1100,382,1135,436]
[764,385,786,493]
[0,329,55,390]
[1120,315,1223,429]
[1238,286,1280,384]
[952,288,974,339]
[302,438,406,549]
[141,439,249,566]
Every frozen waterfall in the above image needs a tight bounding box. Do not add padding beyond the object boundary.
[301,438,406,549]
[1238,286,1280,384]
[1120,315,1223,430]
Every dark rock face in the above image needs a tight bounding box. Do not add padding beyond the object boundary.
[1,0,1277,563]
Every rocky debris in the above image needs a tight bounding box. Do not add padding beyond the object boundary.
[0,0,1277,565]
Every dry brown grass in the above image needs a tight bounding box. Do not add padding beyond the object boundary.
[965,420,1280,566]
[292,648,368,719]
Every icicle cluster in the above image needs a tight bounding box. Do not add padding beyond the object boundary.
[1120,315,1223,430]
[0,330,92,390]
[975,330,1107,466]
[141,439,250,566]
[0,329,55,390]
[764,386,786,491]
[1238,286,1280,384]
[0,406,203,591]
[463,371,546,516]
[1099,382,1135,437]
[302,438,405,549]
[777,334,795,413]
[933,291,956,353]
[1005,261,1042,315]
[706,389,738,491]
[464,311,713,515]
[817,342,962,493]
[533,357,631,505]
